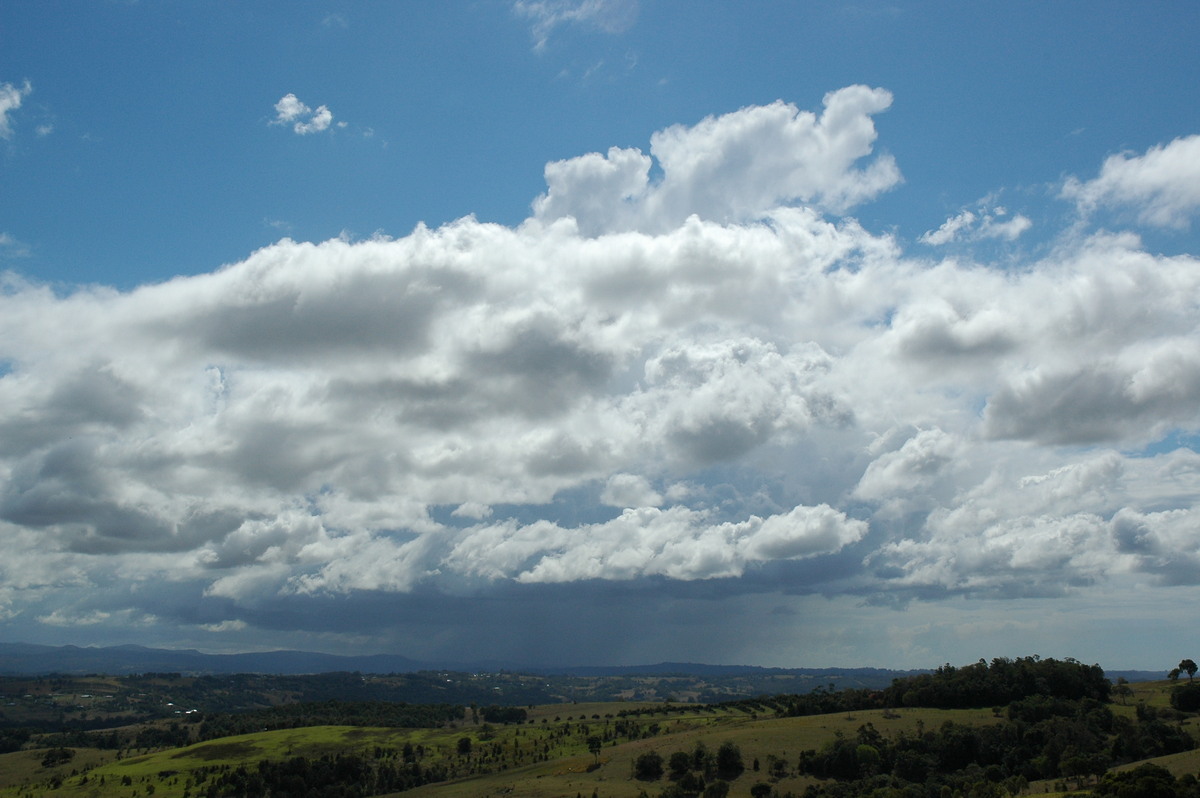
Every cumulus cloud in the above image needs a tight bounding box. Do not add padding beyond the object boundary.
[436,503,866,585]
[854,428,959,507]
[984,346,1200,445]
[601,473,662,508]
[0,79,31,139]
[533,86,901,235]
[272,93,334,135]
[1063,135,1200,228]
[2,87,1200,653]
[1111,505,1200,585]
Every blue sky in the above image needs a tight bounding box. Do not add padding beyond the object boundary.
[7,1,1197,287]
[1,1,1200,670]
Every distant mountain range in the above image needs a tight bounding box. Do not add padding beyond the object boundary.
[0,642,427,676]
[0,642,1165,685]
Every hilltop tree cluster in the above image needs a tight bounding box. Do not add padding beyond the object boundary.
[644,658,1112,725]
[716,658,1189,798]
[795,697,1191,798]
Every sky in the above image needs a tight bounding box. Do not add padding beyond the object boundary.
[1,1,1200,671]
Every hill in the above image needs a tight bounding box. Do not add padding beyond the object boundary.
[0,656,1195,798]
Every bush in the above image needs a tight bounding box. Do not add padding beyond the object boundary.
[40,747,75,768]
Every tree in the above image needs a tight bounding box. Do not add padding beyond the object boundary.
[634,751,664,780]
[856,744,881,777]
[1170,681,1200,712]
[1180,659,1198,681]
[704,781,730,798]
[716,741,744,778]
[692,741,712,773]
[587,735,602,764]
[456,736,472,756]
[668,751,692,777]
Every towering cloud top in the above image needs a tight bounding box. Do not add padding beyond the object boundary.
[533,86,901,235]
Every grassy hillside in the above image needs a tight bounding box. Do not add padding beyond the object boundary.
[2,671,1196,798]
[0,703,1044,798]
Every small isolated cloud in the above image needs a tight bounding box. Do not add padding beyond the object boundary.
[272,93,334,135]
[1062,135,1200,229]
[920,203,1031,246]
[513,0,638,50]
[0,80,32,139]
[919,210,976,246]
[201,619,248,632]
[0,233,31,258]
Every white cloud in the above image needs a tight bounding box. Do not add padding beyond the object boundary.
[201,619,248,632]
[427,503,866,586]
[920,203,1031,245]
[513,0,638,49]
[38,608,112,626]
[272,93,334,135]
[601,473,662,508]
[1062,135,1200,229]
[982,212,1032,241]
[451,501,494,520]
[533,86,901,235]
[2,87,1200,646]
[919,210,976,246]
[0,232,31,258]
[0,80,31,139]
[854,428,959,503]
